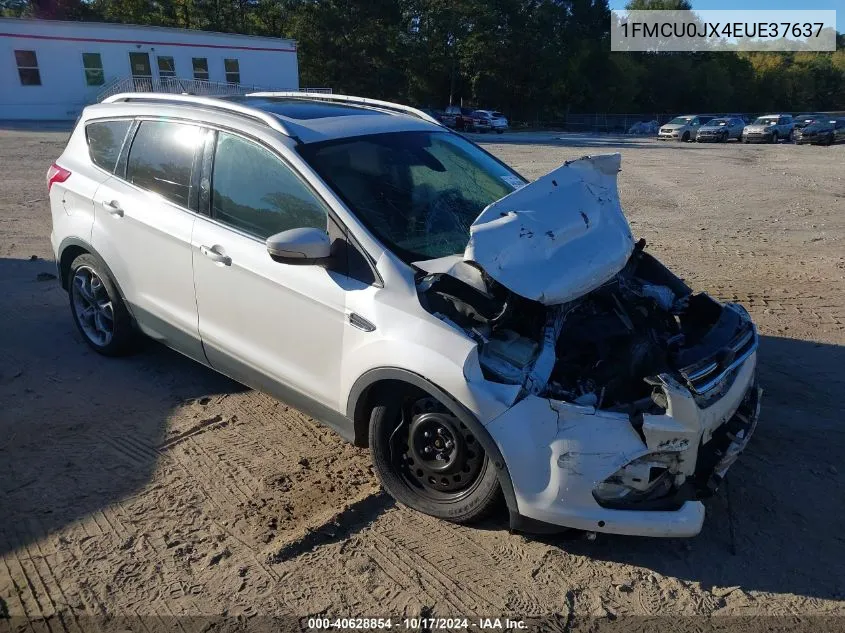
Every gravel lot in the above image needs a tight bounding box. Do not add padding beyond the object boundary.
[1,128,844,629]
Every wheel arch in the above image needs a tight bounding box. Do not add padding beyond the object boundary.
[57,238,135,321]
[346,367,518,517]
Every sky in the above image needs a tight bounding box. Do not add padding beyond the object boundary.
[607,0,844,32]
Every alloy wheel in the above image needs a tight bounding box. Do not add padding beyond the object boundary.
[71,265,115,347]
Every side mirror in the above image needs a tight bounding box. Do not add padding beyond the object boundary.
[266,227,331,264]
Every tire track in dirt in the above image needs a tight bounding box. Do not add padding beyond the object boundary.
[313,510,559,617]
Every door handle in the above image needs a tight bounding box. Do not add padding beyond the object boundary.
[199,245,232,266]
[103,199,123,217]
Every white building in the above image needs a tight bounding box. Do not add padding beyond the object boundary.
[0,18,300,120]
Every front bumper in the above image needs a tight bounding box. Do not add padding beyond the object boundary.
[658,130,682,140]
[743,132,774,143]
[488,352,760,538]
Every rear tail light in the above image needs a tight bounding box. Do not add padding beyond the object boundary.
[47,163,71,193]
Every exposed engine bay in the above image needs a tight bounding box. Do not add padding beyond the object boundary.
[417,239,754,409]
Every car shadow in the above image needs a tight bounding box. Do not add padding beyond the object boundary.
[0,257,245,557]
[534,334,845,600]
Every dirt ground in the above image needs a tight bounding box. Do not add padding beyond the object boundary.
[1,127,844,630]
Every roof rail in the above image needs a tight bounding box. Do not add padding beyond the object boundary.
[246,91,442,126]
[101,92,297,139]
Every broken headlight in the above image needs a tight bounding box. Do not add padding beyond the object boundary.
[593,453,682,510]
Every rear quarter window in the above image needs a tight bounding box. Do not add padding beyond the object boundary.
[86,120,132,173]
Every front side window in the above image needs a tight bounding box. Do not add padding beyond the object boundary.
[211,132,327,239]
[192,57,209,81]
[157,56,176,78]
[126,120,204,208]
[15,50,40,86]
[82,52,104,86]
[224,58,240,84]
[299,131,525,261]
[86,120,132,173]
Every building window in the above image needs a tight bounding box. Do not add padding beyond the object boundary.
[82,53,104,86]
[15,50,41,86]
[224,58,240,84]
[157,56,175,78]
[192,57,209,81]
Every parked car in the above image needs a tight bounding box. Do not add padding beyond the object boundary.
[442,106,475,130]
[418,108,444,123]
[48,92,760,538]
[793,113,827,130]
[794,118,845,145]
[470,110,509,134]
[658,115,703,142]
[742,114,794,143]
[695,117,745,142]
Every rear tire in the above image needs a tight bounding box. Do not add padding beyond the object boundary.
[369,392,501,524]
[67,253,138,356]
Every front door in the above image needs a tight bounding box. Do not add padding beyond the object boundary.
[192,130,347,408]
[128,52,152,91]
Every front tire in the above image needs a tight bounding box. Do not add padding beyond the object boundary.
[682,132,690,142]
[68,253,138,356]
[369,393,501,524]
[770,132,778,144]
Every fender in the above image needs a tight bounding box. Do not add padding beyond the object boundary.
[347,367,519,521]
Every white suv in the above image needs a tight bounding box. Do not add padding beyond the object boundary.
[49,92,761,537]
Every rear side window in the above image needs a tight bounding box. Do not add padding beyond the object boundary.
[211,131,327,239]
[126,120,203,208]
[86,120,132,173]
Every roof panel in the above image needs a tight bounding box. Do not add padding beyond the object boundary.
[223,96,381,120]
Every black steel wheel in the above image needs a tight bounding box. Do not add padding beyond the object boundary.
[369,392,501,523]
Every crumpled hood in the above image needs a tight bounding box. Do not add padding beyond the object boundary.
[463,153,635,305]
[699,124,726,132]
[745,125,772,133]
[661,123,687,130]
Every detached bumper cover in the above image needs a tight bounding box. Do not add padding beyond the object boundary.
[489,352,760,538]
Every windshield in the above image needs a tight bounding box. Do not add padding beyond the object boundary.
[668,117,693,125]
[753,117,778,125]
[298,131,526,261]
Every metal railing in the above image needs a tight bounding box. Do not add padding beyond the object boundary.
[97,76,331,103]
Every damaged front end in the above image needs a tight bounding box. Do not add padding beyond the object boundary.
[414,154,761,536]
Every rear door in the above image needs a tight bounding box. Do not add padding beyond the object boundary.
[91,118,206,360]
[191,129,349,408]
